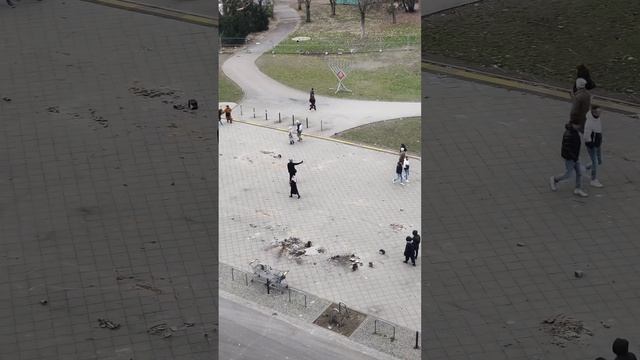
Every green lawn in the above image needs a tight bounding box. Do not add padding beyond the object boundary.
[423,0,640,98]
[257,52,419,101]
[219,72,243,103]
[333,117,422,155]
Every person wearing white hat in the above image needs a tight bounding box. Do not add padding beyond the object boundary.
[570,77,592,132]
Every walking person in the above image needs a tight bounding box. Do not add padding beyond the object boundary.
[392,160,404,185]
[403,155,410,183]
[412,230,420,258]
[287,159,303,180]
[288,126,295,145]
[549,121,588,197]
[224,105,233,124]
[295,120,303,142]
[403,236,415,266]
[399,143,407,164]
[289,175,301,199]
[612,338,638,360]
[218,108,224,126]
[309,88,316,111]
[570,78,592,132]
[584,105,604,188]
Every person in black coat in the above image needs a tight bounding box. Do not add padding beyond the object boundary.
[287,159,303,180]
[612,338,638,360]
[289,175,300,199]
[403,236,415,266]
[412,230,421,258]
[309,88,316,111]
[550,121,588,197]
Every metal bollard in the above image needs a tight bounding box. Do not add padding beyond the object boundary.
[292,114,295,125]
[265,110,268,120]
[278,112,281,123]
[240,105,243,116]
[306,117,308,128]
[321,120,323,131]
[253,107,256,118]
[266,279,270,294]
[414,331,419,349]
[231,268,234,281]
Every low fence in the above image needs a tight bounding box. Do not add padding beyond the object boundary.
[233,105,327,132]
[223,263,421,352]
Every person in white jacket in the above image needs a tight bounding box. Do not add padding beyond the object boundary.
[583,105,603,188]
[403,156,410,183]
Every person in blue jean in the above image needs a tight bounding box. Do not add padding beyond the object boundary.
[550,121,588,197]
[584,105,604,188]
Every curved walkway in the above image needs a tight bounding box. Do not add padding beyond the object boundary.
[221,0,421,134]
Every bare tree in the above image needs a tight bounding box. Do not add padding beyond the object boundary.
[298,0,302,11]
[387,0,396,24]
[357,0,378,38]
[305,0,311,22]
[328,0,336,16]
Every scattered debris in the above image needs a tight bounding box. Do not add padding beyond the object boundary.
[574,270,584,278]
[2,97,11,102]
[516,242,526,247]
[272,237,308,258]
[540,314,593,347]
[173,104,186,110]
[305,240,312,248]
[167,123,178,128]
[368,262,373,268]
[352,263,358,271]
[89,108,108,128]
[147,323,170,337]
[329,253,364,269]
[46,106,59,113]
[600,320,612,329]
[378,249,386,255]
[135,282,162,295]
[98,318,120,330]
[187,99,198,110]
[129,86,177,98]
[40,299,48,305]
[389,223,404,232]
[317,247,326,253]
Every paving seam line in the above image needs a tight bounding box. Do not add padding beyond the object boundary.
[230,120,422,161]
[219,262,420,359]
[80,0,218,27]
[422,60,640,115]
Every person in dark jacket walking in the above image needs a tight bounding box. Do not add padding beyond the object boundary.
[309,88,316,111]
[403,236,415,266]
[612,338,638,360]
[392,160,404,185]
[289,175,300,199]
[287,159,303,180]
[550,121,588,197]
[412,230,420,258]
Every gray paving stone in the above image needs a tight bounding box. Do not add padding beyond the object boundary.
[424,71,640,359]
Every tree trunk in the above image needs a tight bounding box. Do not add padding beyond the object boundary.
[330,1,336,16]
[391,7,396,24]
[305,1,311,22]
[298,0,302,11]
[360,11,366,38]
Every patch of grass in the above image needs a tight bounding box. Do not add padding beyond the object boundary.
[256,52,419,101]
[219,54,244,103]
[423,0,640,97]
[333,117,421,155]
[274,3,420,54]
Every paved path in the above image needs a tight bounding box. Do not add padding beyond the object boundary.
[220,0,421,135]
[422,0,479,15]
[218,122,421,331]
[0,1,217,359]
[219,291,398,360]
[424,71,640,360]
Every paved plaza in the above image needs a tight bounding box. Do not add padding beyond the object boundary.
[0,1,217,359]
[424,71,640,359]
[218,122,422,331]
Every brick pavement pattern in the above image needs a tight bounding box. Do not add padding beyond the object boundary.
[423,71,640,360]
[0,2,217,359]
[218,123,421,331]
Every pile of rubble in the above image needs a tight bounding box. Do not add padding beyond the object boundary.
[540,314,593,347]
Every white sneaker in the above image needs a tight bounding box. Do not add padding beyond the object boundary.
[573,188,589,197]
[549,176,557,191]
[590,179,603,188]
